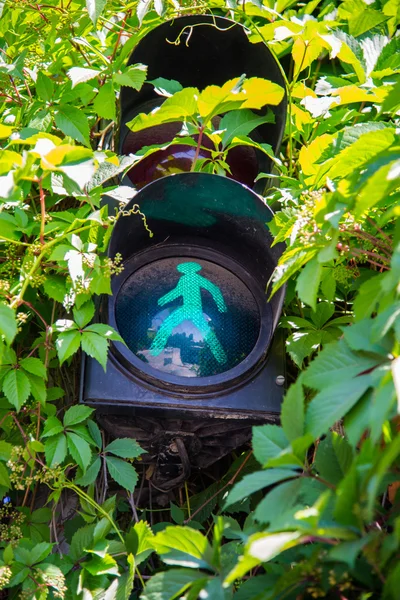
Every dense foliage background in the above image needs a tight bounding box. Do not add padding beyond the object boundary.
[0,0,399,598]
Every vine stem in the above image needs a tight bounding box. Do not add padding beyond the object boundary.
[190,125,205,171]
[10,223,93,307]
[65,483,125,543]
[184,451,253,524]
[38,178,46,245]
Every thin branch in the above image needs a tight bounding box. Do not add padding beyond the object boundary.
[184,451,253,524]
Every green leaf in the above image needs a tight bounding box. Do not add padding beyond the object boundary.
[281,380,305,442]
[152,526,212,570]
[105,437,144,459]
[28,373,47,404]
[344,319,389,355]
[43,275,67,303]
[70,525,94,562]
[36,72,54,102]
[315,432,353,485]
[348,9,389,37]
[68,67,100,88]
[75,456,101,486]
[67,431,92,472]
[125,520,154,567]
[329,537,370,569]
[64,405,94,427]
[0,462,10,488]
[42,416,64,438]
[141,569,207,600]
[127,87,199,132]
[225,532,301,584]
[93,81,116,121]
[56,330,81,365]
[88,419,102,448]
[371,303,400,342]
[224,469,298,509]
[81,331,108,371]
[295,258,322,312]
[84,554,119,576]
[83,323,124,342]
[252,425,288,467]
[2,369,31,411]
[353,276,382,320]
[219,109,274,149]
[254,478,321,525]
[306,375,371,439]
[0,440,12,461]
[54,105,90,146]
[149,77,183,97]
[106,456,138,492]
[0,304,17,345]
[73,300,95,329]
[303,339,380,391]
[286,331,322,367]
[19,357,47,380]
[327,128,395,180]
[86,0,107,24]
[114,64,147,90]
[45,433,67,467]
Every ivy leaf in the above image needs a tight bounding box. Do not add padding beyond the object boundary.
[41,417,64,438]
[81,331,108,371]
[28,373,47,404]
[303,339,381,390]
[73,301,95,329]
[67,67,100,88]
[306,375,372,439]
[0,462,10,488]
[106,456,138,492]
[2,369,31,411]
[252,425,288,467]
[75,456,101,486]
[224,469,298,509]
[86,0,107,24]
[44,433,67,467]
[114,64,147,90]
[56,330,81,365]
[19,357,47,380]
[64,405,94,428]
[93,81,116,121]
[348,9,389,37]
[295,258,322,312]
[149,77,183,97]
[152,526,212,570]
[220,109,274,148]
[54,105,90,147]
[315,432,353,485]
[105,438,144,459]
[281,380,305,442]
[287,331,322,367]
[141,569,207,600]
[0,304,17,345]
[67,431,92,472]
[36,72,54,102]
[83,323,124,343]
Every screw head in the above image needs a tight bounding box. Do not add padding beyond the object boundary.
[276,375,285,386]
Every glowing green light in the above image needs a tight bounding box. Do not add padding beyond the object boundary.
[150,262,227,363]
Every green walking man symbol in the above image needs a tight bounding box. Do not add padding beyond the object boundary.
[150,262,228,364]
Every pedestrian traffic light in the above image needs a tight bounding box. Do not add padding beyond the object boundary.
[81,173,285,421]
[80,16,288,476]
